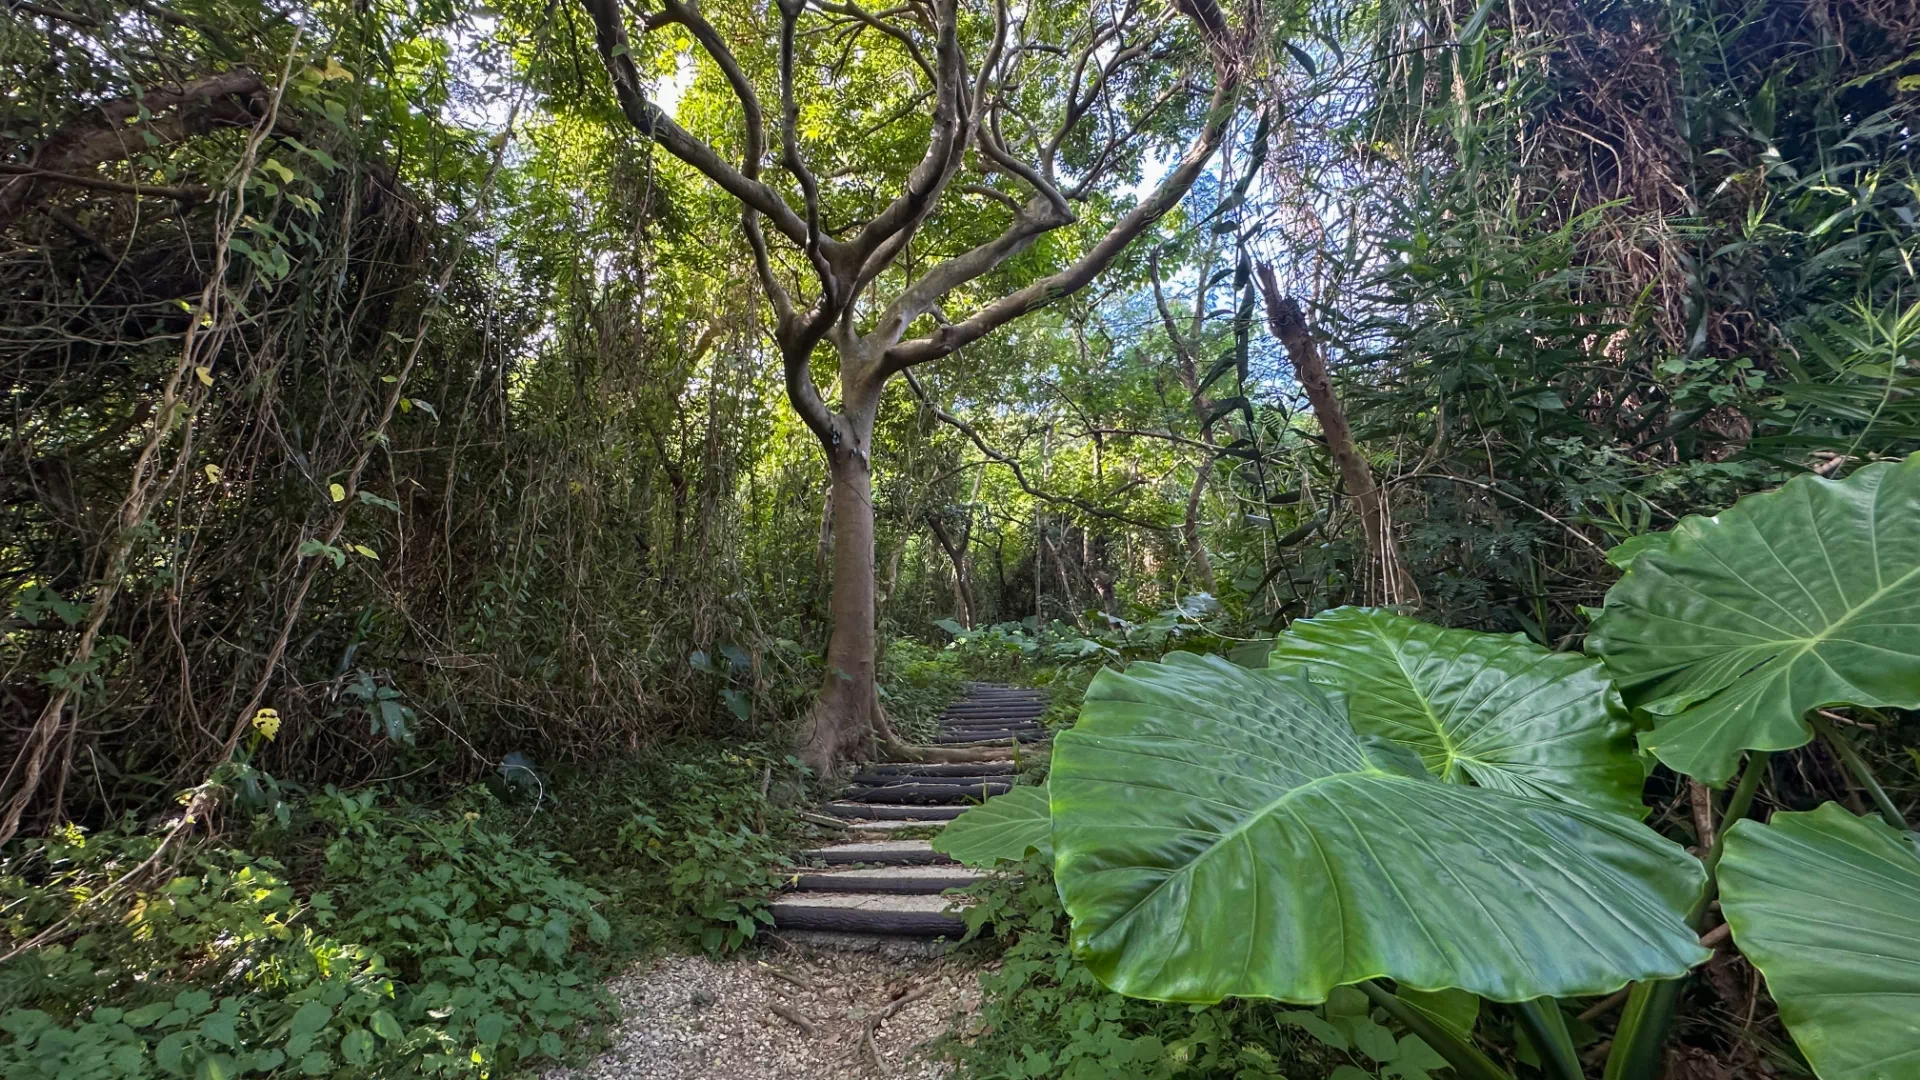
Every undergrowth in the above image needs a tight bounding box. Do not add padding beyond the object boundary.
[0,741,817,1079]
[942,855,1337,1080]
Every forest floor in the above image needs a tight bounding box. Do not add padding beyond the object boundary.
[544,937,988,1079]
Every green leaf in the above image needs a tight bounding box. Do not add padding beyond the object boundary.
[1270,607,1644,817]
[369,1009,402,1040]
[1719,803,1920,1080]
[297,539,345,568]
[1276,1009,1350,1050]
[1603,532,1669,570]
[340,1027,374,1066]
[1589,455,1920,785]
[932,785,1051,867]
[1396,987,1479,1039]
[1050,653,1708,1004]
[475,1013,508,1044]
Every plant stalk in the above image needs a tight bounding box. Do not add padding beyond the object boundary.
[1687,749,1770,924]
[1608,749,1771,1080]
[1512,998,1583,1080]
[1358,981,1513,1080]
[1601,978,1681,1080]
[1809,711,1911,832]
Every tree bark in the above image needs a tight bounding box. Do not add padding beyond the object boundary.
[1184,456,1218,593]
[926,512,974,628]
[1256,264,1417,606]
[798,384,881,776]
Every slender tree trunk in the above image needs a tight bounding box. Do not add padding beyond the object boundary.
[1256,265,1417,606]
[799,406,880,776]
[1185,456,1218,593]
[797,369,1005,775]
[927,513,974,628]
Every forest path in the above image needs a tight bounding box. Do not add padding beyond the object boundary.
[773,683,1049,940]
[547,684,1047,1079]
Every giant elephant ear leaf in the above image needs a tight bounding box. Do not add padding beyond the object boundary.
[1270,606,1644,818]
[1588,454,1920,786]
[1719,803,1920,1080]
[1050,652,1708,1005]
[931,784,1051,867]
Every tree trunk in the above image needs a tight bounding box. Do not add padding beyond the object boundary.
[799,423,881,776]
[1256,264,1418,607]
[1184,456,1218,593]
[926,513,974,628]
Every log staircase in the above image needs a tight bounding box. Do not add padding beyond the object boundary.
[771,683,1047,940]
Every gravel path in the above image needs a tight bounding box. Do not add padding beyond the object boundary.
[547,941,985,1080]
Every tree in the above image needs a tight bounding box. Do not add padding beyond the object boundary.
[578,0,1257,772]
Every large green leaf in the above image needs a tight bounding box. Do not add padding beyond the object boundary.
[1270,607,1643,818]
[930,784,1051,867]
[1719,804,1920,1080]
[1588,455,1920,785]
[1051,653,1707,1005]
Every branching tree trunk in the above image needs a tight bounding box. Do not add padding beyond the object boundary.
[1256,264,1418,606]
[926,510,975,628]
[581,0,1253,774]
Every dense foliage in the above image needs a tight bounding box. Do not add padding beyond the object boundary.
[4,0,1917,1076]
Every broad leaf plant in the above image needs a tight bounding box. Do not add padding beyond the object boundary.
[943,454,1920,1080]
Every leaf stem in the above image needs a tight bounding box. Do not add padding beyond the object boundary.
[1608,749,1772,1080]
[1688,749,1770,924]
[1511,998,1583,1080]
[1601,978,1681,1080]
[1809,711,1911,832]
[1358,981,1513,1080]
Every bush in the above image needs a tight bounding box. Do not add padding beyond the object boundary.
[945,855,1321,1080]
[523,744,808,958]
[0,788,612,1079]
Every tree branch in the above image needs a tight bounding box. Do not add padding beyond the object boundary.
[580,0,811,246]
[837,0,971,285]
[881,74,1241,375]
[0,163,208,202]
[807,0,935,84]
[907,372,1171,530]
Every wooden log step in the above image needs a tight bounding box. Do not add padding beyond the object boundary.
[942,707,1046,719]
[841,781,1010,804]
[940,720,1044,732]
[935,730,1048,744]
[787,865,982,894]
[823,802,966,820]
[848,771,1015,787]
[769,893,967,937]
[846,819,937,834]
[857,761,1015,777]
[797,840,956,866]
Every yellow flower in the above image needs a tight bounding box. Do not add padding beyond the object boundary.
[251,708,281,740]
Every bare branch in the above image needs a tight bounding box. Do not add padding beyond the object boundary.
[1148,247,1200,387]
[838,0,971,283]
[656,0,764,182]
[0,163,208,202]
[775,0,832,287]
[807,0,935,84]
[881,76,1241,375]
[958,182,1023,213]
[1065,75,1191,200]
[906,372,1171,529]
[580,0,811,246]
